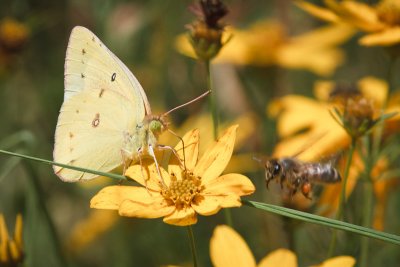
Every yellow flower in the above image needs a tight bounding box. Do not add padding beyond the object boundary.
[67,210,118,253]
[176,20,355,76]
[0,18,29,52]
[210,225,355,267]
[297,0,400,46]
[269,76,399,160]
[90,125,255,226]
[0,213,23,266]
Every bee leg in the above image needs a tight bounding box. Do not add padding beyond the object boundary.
[280,174,286,189]
[266,178,271,189]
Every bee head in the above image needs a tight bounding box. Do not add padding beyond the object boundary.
[264,159,281,188]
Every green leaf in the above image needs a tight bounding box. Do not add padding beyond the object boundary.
[243,200,400,246]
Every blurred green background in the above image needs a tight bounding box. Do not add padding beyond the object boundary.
[1,0,400,266]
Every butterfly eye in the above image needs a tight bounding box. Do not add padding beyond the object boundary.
[273,164,281,175]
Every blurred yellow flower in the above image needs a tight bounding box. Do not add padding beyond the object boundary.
[269,76,399,160]
[90,125,255,226]
[0,18,29,52]
[176,20,355,76]
[67,210,118,253]
[210,225,355,267]
[0,18,29,73]
[297,0,400,46]
[0,213,23,266]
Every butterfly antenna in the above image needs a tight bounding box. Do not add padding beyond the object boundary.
[163,90,211,117]
[167,129,187,172]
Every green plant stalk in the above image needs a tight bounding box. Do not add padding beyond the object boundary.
[243,200,400,245]
[359,178,374,267]
[206,60,219,140]
[327,138,356,257]
[23,161,67,267]
[0,149,127,181]
[187,226,198,267]
[205,60,233,227]
[337,138,356,220]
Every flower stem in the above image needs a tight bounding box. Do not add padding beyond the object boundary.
[337,138,356,220]
[205,60,219,139]
[359,177,374,267]
[327,138,356,257]
[205,59,233,227]
[187,225,198,267]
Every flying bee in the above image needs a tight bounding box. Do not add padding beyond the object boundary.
[263,157,341,199]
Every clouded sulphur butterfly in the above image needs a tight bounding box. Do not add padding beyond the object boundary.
[53,26,169,182]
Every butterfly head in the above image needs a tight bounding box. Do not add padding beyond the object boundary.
[146,115,169,137]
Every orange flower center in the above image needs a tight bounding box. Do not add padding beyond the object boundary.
[377,0,400,26]
[160,171,203,209]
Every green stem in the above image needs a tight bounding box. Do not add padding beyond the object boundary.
[0,149,126,181]
[205,60,232,227]
[337,138,356,220]
[23,161,67,267]
[187,226,198,267]
[359,178,374,267]
[327,138,356,257]
[206,60,219,139]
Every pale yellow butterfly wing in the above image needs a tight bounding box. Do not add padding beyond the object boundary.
[54,89,136,181]
[54,26,149,182]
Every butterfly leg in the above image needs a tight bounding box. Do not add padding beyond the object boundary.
[157,145,186,171]
[148,145,167,188]
[137,152,153,196]
[120,148,134,185]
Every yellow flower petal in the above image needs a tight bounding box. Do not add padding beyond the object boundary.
[194,125,238,184]
[119,196,174,218]
[357,76,388,107]
[0,214,9,262]
[210,225,257,267]
[125,162,169,191]
[202,173,255,196]
[258,248,297,267]
[296,0,340,23]
[13,214,22,250]
[312,255,355,267]
[326,0,385,32]
[169,129,200,176]
[90,185,154,210]
[359,26,400,46]
[192,194,241,216]
[163,207,197,226]
[192,195,223,216]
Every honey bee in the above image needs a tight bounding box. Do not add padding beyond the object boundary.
[264,157,341,199]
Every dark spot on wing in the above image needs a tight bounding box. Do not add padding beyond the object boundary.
[69,132,74,138]
[81,73,85,78]
[82,48,86,55]
[92,36,95,42]
[69,147,74,152]
[99,88,105,98]
[76,109,79,114]
[111,73,116,82]
[92,113,100,128]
